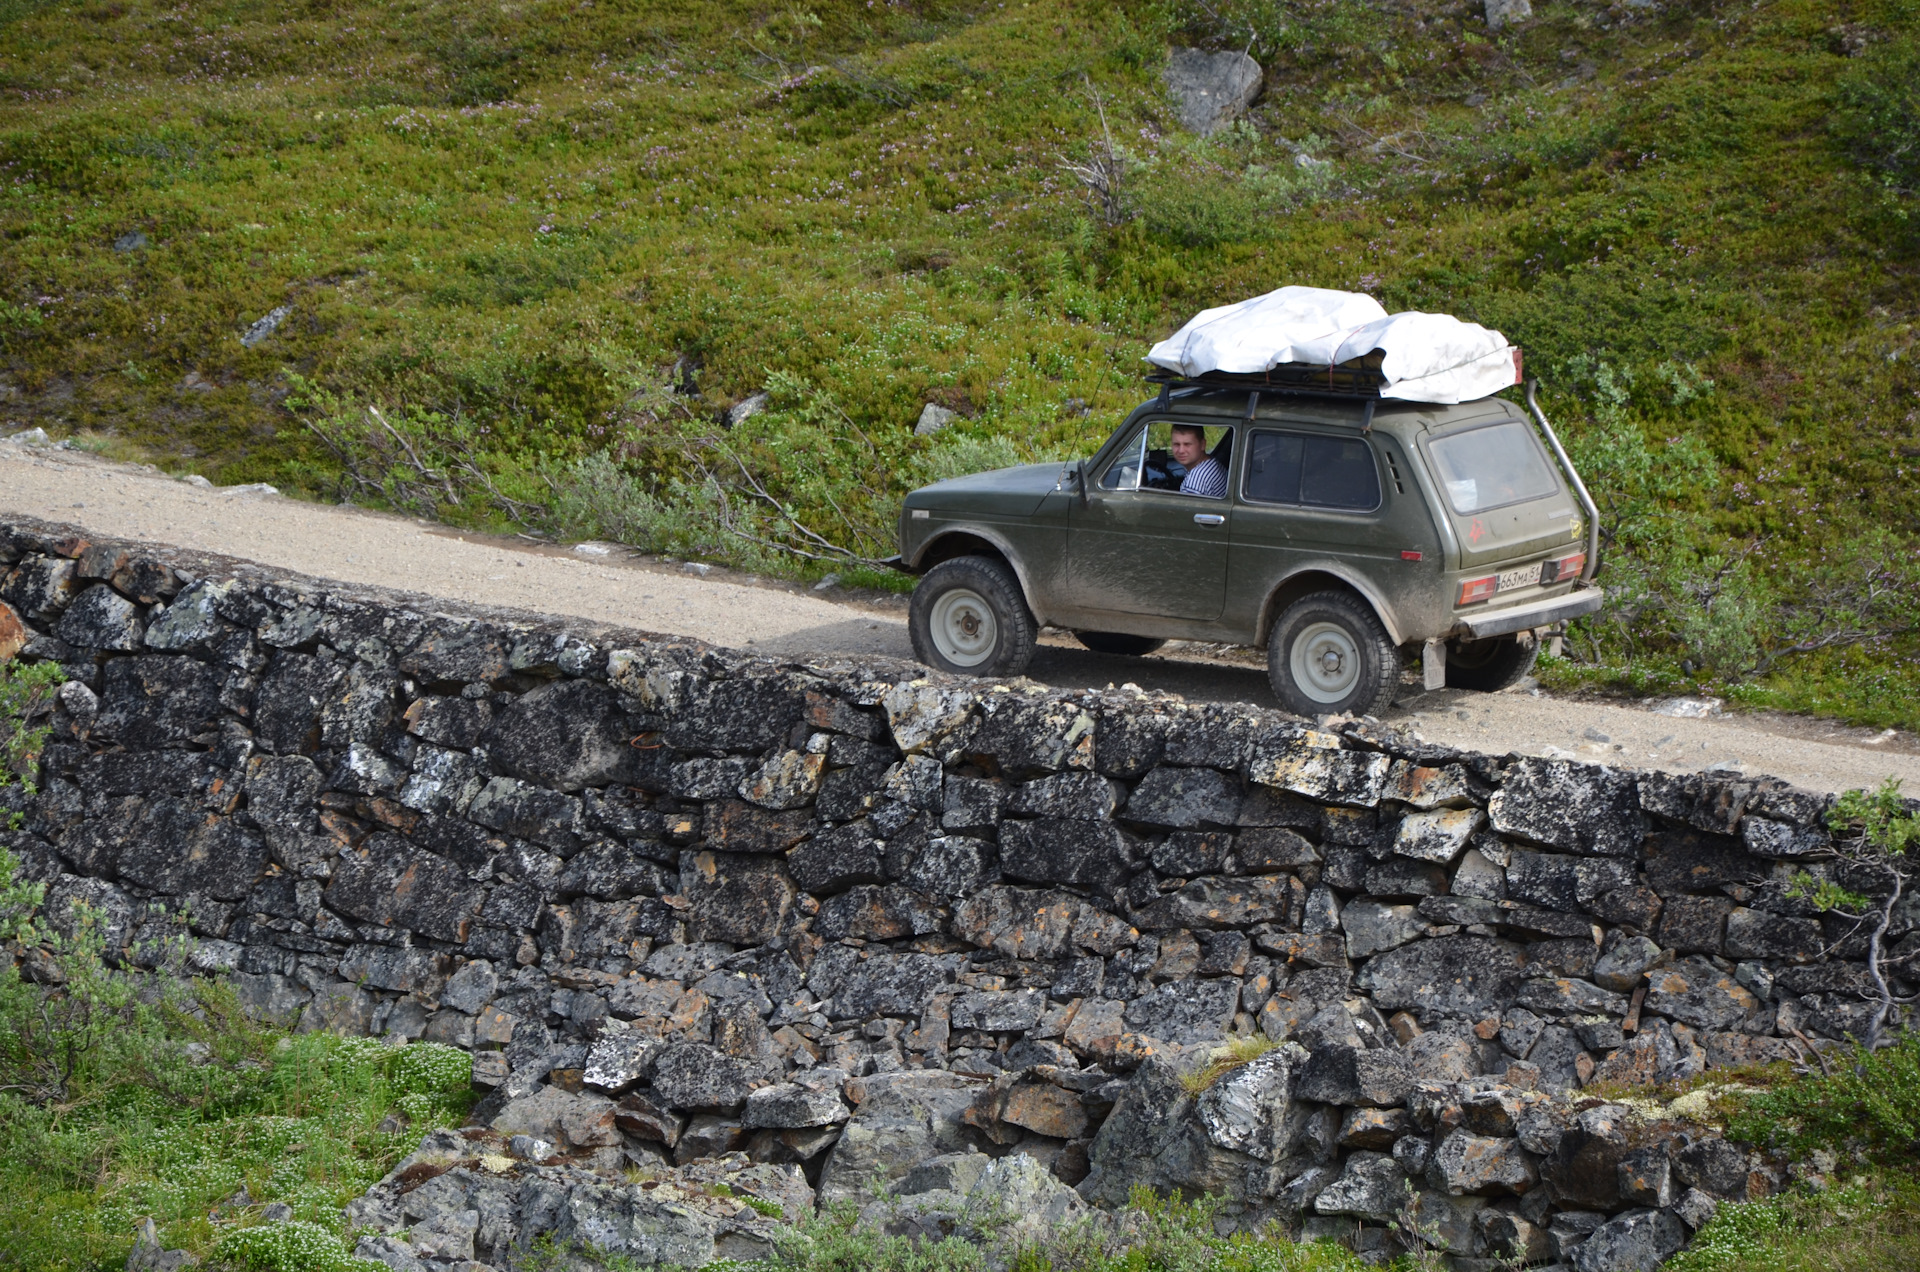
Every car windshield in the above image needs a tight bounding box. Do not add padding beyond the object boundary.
[1427,420,1559,514]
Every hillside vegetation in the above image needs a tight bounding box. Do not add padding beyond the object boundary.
[1,0,1917,724]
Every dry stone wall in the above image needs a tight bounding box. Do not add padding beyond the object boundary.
[1,519,1904,1272]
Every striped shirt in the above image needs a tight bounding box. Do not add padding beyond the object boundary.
[1180,456,1227,499]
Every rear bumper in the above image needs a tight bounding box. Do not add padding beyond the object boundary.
[1451,586,1604,639]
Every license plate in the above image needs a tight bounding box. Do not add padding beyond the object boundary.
[1497,563,1542,592]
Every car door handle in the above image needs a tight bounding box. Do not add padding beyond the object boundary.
[1193,513,1225,526]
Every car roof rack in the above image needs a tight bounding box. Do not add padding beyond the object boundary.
[1145,359,1388,404]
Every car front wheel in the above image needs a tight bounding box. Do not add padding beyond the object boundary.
[1267,591,1400,718]
[908,556,1038,677]
[1073,631,1168,657]
[1445,633,1539,692]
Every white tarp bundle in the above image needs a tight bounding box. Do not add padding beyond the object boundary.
[1145,285,1521,404]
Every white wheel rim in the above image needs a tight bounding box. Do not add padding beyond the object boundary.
[930,587,998,668]
[1290,621,1362,704]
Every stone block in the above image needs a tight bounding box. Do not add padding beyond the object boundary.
[1656,894,1734,954]
[683,852,794,946]
[1297,1043,1414,1107]
[1570,1207,1687,1272]
[1724,907,1823,963]
[1133,874,1293,931]
[1356,935,1525,1022]
[1123,766,1242,828]
[1251,745,1392,808]
[999,817,1131,891]
[1644,958,1760,1031]
[1489,759,1644,856]
[1394,807,1484,864]
[1122,977,1241,1046]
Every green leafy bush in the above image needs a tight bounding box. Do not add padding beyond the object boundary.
[210,1221,386,1272]
[1724,1032,1920,1165]
[1832,23,1920,196]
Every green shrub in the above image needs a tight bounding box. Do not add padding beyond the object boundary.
[1722,1031,1920,1164]
[1832,24,1920,196]
[209,1221,386,1272]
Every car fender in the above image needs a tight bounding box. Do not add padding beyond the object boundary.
[909,524,1050,623]
[1263,559,1411,646]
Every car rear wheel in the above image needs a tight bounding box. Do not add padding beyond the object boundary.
[1073,631,1168,657]
[1267,591,1400,718]
[909,556,1038,677]
[1445,633,1539,692]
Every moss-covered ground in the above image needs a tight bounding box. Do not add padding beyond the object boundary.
[1,0,1918,722]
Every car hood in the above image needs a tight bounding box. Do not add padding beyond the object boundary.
[908,462,1068,517]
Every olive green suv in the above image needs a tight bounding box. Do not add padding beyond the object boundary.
[893,381,1603,718]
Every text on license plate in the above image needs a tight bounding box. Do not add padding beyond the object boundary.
[1497,563,1542,592]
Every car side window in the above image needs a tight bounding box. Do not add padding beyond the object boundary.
[1244,430,1381,511]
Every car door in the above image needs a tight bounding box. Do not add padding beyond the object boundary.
[1064,419,1234,620]
[1227,424,1410,627]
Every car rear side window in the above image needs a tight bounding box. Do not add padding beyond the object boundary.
[1427,420,1559,514]
[1245,430,1380,511]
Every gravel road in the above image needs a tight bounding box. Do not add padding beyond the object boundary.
[4,441,1916,796]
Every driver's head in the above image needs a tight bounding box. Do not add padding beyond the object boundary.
[1169,425,1207,469]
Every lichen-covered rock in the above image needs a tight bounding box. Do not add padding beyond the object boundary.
[1723,906,1822,963]
[1312,1151,1408,1222]
[1643,957,1760,1030]
[1124,766,1242,828]
[1429,1129,1538,1195]
[1343,899,1427,957]
[951,988,1048,1033]
[1133,874,1294,931]
[683,851,795,946]
[94,655,225,749]
[1571,1207,1688,1272]
[1490,759,1644,857]
[998,817,1131,891]
[1296,1043,1414,1107]
[1357,935,1526,1021]
[816,1071,978,1206]
[1006,771,1123,820]
[56,582,144,650]
[1393,807,1483,864]
[1251,745,1392,808]
[1123,977,1241,1045]
[651,1043,758,1112]
[745,1083,850,1129]
[325,832,484,943]
[483,678,653,792]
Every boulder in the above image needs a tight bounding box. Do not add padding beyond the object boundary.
[1356,935,1525,1021]
[1123,977,1241,1045]
[1124,765,1243,828]
[817,1072,979,1206]
[1571,1207,1688,1272]
[1428,1129,1538,1195]
[1312,1151,1408,1223]
[1297,1044,1414,1107]
[745,1083,851,1129]
[651,1043,757,1112]
[1489,760,1643,857]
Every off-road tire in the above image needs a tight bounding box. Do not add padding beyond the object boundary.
[1445,633,1540,693]
[1073,631,1168,657]
[909,556,1039,678]
[1267,591,1400,718]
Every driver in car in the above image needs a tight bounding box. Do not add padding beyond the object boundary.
[1170,425,1227,498]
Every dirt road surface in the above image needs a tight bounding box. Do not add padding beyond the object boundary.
[4,441,1916,796]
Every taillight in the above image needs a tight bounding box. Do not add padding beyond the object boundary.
[1458,576,1497,605]
[1542,552,1586,583]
